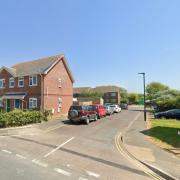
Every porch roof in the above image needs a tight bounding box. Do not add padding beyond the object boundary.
[2,92,27,100]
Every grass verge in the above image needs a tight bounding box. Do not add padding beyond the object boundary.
[146,119,180,148]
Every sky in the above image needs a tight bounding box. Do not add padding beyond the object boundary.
[0,0,180,93]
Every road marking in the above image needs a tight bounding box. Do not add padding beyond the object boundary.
[16,154,27,159]
[54,168,71,177]
[32,159,48,168]
[86,170,100,178]
[2,149,12,154]
[115,133,162,180]
[44,137,75,158]
[44,124,65,133]
[125,112,141,133]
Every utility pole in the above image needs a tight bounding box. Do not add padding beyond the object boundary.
[138,72,146,121]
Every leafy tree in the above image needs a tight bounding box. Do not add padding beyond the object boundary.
[128,93,139,104]
[146,82,169,100]
[120,88,128,103]
[79,91,103,98]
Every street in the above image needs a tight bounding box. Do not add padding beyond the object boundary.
[0,109,152,180]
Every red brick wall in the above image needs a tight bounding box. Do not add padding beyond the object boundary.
[43,59,73,116]
[0,69,41,111]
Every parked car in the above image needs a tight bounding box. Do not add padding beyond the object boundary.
[110,104,121,113]
[154,109,180,120]
[89,105,107,119]
[104,103,113,106]
[105,105,114,115]
[68,105,98,124]
[120,103,128,110]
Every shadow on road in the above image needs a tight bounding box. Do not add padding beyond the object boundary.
[62,120,87,126]
[11,136,148,177]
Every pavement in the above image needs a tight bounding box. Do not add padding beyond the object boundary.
[0,107,179,180]
[124,108,180,180]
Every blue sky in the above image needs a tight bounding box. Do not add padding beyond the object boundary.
[0,0,180,92]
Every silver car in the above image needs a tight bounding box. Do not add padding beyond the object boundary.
[105,105,114,115]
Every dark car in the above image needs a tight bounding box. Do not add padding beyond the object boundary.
[68,105,98,124]
[120,103,128,110]
[154,109,180,120]
[89,105,107,119]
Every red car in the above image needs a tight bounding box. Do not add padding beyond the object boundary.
[89,105,107,119]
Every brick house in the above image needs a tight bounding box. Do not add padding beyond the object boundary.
[73,86,121,104]
[0,54,74,116]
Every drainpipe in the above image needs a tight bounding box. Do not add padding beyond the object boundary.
[40,74,44,112]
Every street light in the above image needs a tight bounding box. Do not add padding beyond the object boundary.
[138,72,146,121]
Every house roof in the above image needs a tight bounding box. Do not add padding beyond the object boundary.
[92,86,120,93]
[73,87,91,94]
[0,54,74,82]
[73,86,120,94]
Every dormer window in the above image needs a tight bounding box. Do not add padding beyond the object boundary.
[0,79,5,88]
[9,77,15,88]
[29,75,38,86]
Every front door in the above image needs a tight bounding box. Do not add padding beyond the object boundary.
[15,99,22,109]
[6,99,11,112]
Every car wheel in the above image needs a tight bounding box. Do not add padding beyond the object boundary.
[85,117,90,125]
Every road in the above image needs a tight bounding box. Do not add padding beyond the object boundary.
[0,109,152,180]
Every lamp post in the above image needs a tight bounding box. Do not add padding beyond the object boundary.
[138,72,146,121]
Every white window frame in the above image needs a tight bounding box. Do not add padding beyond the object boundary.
[29,75,38,86]
[29,98,37,109]
[18,77,24,87]
[0,98,3,107]
[0,79,5,88]
[9,77,15,88]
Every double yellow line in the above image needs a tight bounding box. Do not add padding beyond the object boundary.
[115,132,164,180]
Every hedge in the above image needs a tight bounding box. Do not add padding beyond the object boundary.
[0,109,50,128]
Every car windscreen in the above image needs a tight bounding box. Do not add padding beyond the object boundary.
[70,106,82,111]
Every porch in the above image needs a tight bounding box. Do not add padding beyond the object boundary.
[1,92,28,112]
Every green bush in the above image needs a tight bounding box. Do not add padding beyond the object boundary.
[0,110,50,128]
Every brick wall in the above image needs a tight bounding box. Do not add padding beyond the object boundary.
[43,59,73,116]
[0,69,41,111]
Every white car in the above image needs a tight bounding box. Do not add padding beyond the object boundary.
[110,105,121,113]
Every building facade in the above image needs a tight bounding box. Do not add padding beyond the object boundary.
[73,86,121,105]
[0,54,74,116]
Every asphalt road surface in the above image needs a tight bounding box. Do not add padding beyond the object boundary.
[0,108,152,180]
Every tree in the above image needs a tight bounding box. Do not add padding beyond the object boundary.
[128,93,139,104]
[146,82,169,100]
[120,88,128,103]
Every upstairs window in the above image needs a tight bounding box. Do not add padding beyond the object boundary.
[111,92,117,97]
[0,79,5,88]
[9,77,15,88]
[29,75,37,86]
[18,77,24,87]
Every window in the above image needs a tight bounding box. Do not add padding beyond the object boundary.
[18,77,24,87]
[111,92,117,97]
[58,78,62,88]
[29,75,38,86]
[111,99,117,103]
[0,79,5,88]
[29,98,37,108]
[0,99,3,107]
[9,77,15,88]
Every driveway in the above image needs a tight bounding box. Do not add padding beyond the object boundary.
[0,109,152,180]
